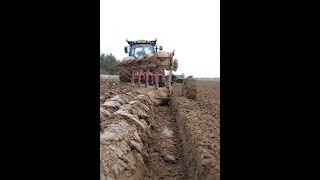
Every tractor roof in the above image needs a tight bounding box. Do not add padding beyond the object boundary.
[126,39,157,46]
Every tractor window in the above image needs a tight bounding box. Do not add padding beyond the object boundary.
[130,44,154,57]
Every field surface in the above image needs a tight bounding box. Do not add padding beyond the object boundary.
[100,77,220,180]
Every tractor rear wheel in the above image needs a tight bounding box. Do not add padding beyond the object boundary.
[119,68,131,83]
[182,76,197,99]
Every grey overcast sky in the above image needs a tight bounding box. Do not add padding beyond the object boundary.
[100,0,220,78]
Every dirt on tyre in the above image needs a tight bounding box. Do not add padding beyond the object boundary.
[119,68,131,83]
[182,76,197,99]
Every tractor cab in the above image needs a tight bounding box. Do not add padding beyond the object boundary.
[124,39,163,58]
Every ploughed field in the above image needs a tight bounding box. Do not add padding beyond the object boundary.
[100,77,220,180]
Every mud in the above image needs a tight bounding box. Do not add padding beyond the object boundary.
[100,120,146,180]
[100,79,189,179]
[171,80,220,180]
[100,79,220,180]
[144,105,190,179]
[100,79,154,179]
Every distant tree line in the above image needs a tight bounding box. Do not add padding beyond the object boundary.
[100,53,120,75]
